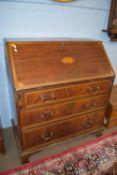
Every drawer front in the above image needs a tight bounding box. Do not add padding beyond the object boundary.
[23,79,112,108]
[20,94,109,127]
[21,110,105,150]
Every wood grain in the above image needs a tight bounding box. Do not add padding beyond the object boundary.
[6,41,115,91]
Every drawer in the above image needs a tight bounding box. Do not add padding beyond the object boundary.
[20,94,109,127]
[23,79,112,108]
[21,110,105,150]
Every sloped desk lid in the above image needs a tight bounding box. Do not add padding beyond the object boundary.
[6,41,115,91]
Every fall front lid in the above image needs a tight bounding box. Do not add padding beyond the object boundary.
[6,41,115,91]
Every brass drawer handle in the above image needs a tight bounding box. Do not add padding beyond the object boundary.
[91,102,97,107]
[88,85,100,93]
[81,102,97,110]
[83,104,90,110]
[41,131,54,141]
[40,93,55,102]
[35,93,55,104]
[82,118,93,129]
[40,110,54,120]
[81,104,89,110]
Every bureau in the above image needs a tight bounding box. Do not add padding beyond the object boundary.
[5,40,115,163]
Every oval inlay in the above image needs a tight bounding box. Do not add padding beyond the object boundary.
[62,57,76,65]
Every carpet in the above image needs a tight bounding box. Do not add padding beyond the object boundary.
[1,131,117,175]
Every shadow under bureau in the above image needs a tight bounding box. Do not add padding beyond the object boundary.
[5,40,115,163]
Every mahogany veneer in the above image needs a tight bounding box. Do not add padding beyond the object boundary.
[5,40,115,163]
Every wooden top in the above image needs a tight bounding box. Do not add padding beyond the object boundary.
[6,41,115,91]
[110,85,117,105]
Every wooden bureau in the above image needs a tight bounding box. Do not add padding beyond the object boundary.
[5,40,115,163]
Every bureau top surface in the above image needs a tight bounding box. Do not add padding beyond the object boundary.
[6,41,114,91]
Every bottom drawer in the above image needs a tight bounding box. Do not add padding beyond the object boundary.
[21,110,105,150]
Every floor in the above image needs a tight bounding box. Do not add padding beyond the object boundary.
[0,126,117,172]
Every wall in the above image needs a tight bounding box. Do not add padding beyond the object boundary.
[0,0,117,128]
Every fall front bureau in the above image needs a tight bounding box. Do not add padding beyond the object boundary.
[5,40,115,163]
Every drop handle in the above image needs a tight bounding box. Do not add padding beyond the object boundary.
[91,102,97,107]
[35,93,55,104]
[40,93,55,102]
[41,131,54,141]
[81,104,90,110]
[88,85,100,93]
[81,102,97,110]
[40,110,54,120]
[89,102,97,108]
[82,119,93,129]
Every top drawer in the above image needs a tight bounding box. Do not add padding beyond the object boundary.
[22,79,112,108]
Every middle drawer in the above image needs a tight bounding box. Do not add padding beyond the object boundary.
[19,94,109,127]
